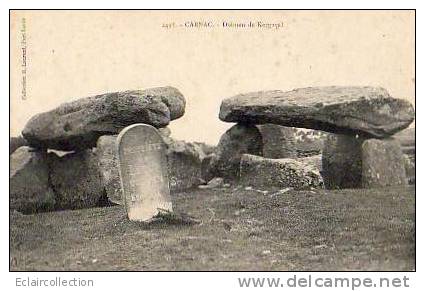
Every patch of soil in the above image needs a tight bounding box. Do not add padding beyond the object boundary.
[10,186,415,271]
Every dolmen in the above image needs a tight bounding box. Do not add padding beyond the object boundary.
[10,87,205,214]
[216,86,415,189]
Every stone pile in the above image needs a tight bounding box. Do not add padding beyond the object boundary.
[10,86,209,213]
[216,86,414,189]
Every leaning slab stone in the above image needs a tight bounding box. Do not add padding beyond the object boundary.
[240,154,323,189]
[362,139,407,188]
[322,134,363,189]
[97,135,122,204]
[10,147,55,213]
[49,149,104,210]
[257,124,297,158]
[117,124,172,221]
[210,124,263,181]
[22,87,186,151]
[220,86,414,138]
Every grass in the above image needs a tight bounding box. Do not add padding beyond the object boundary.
[10,185,415,271]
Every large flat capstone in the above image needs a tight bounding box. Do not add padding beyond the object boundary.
[22,87,186,151]
[219,86,414,138]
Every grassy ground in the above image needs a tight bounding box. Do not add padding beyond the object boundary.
[10,185,415,271]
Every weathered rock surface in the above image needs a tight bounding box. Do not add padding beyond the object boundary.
[201,153,216,183]
[390,128,414,184]
[198,177,225,189]
[362,139,407,188]
[22,87,186,151]
[158,127,172,137]
[257,124,296,158]
[403,154,415,185]
[393,127,415,147]
[240,154,323,189]
[220,86,414,138]
[10,147,56,213]
[193,142,216,156]
[298,154,322,172]
[49,149,104,210]
[322,134,363,189]
[96,135,122,204]
[393,127,415,164]
[210,124,263,181]
[10,136,28,155]
[294,129,327,157]
[163,137,205,192]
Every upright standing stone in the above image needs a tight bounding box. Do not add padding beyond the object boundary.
[117,124,172,221]
[97,135,122,204]
[209,124,263,181]
[362,139,407,188]
[163,139,204,192]
[49,149,104,210]
[10,147,55,213]
[257,124,296,158]
[322,134,363,189]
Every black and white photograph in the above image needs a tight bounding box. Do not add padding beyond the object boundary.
[6,6,419,289]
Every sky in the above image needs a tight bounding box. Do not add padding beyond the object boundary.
[10,10,415,145]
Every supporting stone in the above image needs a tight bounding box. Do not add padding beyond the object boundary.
[165,139,204,192]
[322,134,409,189]
[361,138,407,188]
[322,134,363,189]
[209,124,263,181]
[49,149,104,210]
[97,135,122,204]
[257,124,296,158]
[10,146,56,213]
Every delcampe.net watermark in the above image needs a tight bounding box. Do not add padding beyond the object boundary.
[238,275,410,290]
